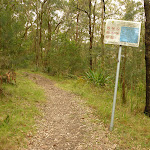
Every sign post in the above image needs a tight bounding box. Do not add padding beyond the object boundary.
[104,19,141,131]
[110,45,122,131]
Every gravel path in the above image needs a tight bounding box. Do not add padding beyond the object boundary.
[22,73,117,150]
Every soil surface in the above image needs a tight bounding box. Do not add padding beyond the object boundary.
[22,73,117,150]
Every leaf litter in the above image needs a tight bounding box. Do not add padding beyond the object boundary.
[21,73,118,150]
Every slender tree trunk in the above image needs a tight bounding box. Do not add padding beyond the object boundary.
[39,0,47,66]
[76,12,79,43]
[122,47,127,104]
[23,24,32,40]
[89,0,93,70]
[0,21,1,50]
[43,20,51,69]
[36,2,39,68]
[48,21,52,50]
[39,3,44,65]
[101,0,105,68]
[39,12,43,61]
[92,1,96,70]
[144,0,150,117]
[47,20,52,66]
[24,27,28,40]
[76,0,94,69]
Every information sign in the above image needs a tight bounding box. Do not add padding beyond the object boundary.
[104,19,141,47]
[105,19,142,131]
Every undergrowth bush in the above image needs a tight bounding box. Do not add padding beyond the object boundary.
[85,69,109,86]
[44,33,86,76]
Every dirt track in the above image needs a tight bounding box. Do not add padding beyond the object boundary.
[22,73,117,150]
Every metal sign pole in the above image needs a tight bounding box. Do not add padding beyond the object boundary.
[110,45,122,131]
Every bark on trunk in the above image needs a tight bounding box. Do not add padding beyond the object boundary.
[76,13,79,43]
[92,1,96,70]
[89,0,93,70]
[144,0,150,117]
[101,0,105,68]
[36,2,39,68]
[76,0,94,69]
[23,24,32,39]
[39,0,47,65]
[48,21,52,50]
[39,12,43,61]
[122,47,127,104]
[44,20,52,68]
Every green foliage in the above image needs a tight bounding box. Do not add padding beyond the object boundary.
[0,1,29,69]
[0,0,148,148]
[44,33,85,75]
[85,69,109,86]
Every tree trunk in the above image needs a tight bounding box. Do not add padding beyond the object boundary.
[92,1,96,70]
[24,26,28,40]
[144,0,150,117]
[89,0,92,70]
[76,0,94,69]
[39,2,44,64]
[36,2,39,68]
[39,0,47,66]
[76,12,79,43]
[46,20,52,66]
[101,0,105,68]
[122,47,127,104]
[48,20,52,50]
[23,24,32,40]
[39,12,43,61]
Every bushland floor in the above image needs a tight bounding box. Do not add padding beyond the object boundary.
[22,73,117,150]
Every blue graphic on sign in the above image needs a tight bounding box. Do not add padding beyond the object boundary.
[120,27,139,43]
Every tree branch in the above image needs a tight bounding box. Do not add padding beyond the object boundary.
[105,7,121,18]
[75,6,89,17]
[54,21,64,31]
[42,0,48,7]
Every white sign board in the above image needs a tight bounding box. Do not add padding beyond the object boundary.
[104,19,141,47]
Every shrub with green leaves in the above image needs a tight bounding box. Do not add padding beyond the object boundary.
[44,33,86,76]
[85,69,109,86]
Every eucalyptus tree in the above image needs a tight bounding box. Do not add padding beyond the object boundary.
[118,0,144,104]
[0,0,29,68]
[144,0,150,117]
[100,0,105,67]
[38,0,72,71]
[39,0,48,63]
[70,0,97,69]
[92,0,125,70]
